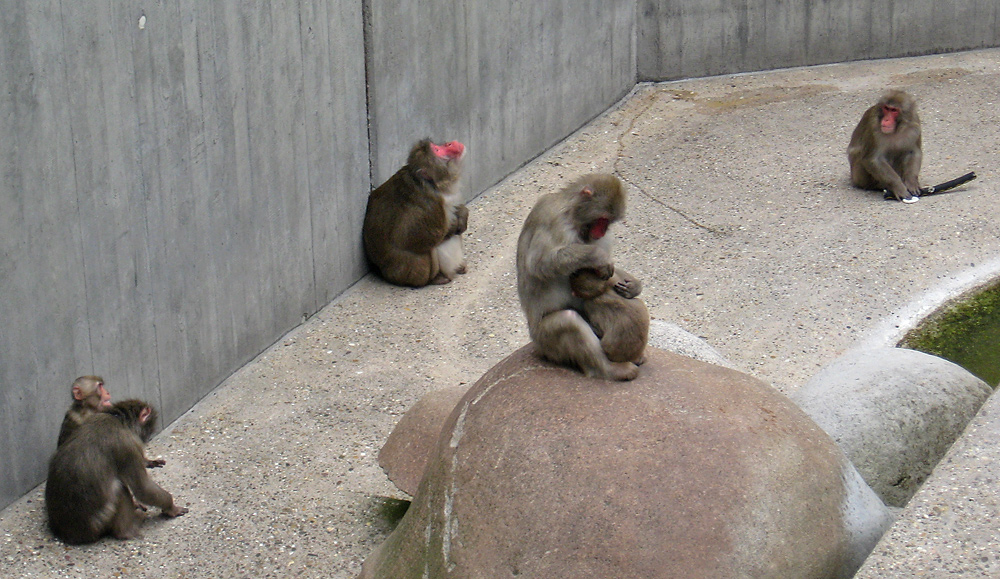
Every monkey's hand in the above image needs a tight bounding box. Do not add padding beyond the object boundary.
[904,178,922,199]
[146,457,166,468]
[552,243,612,277]
[453,205,469,235]
[890,186,919,203]
[613,275,642,299]
[580,245,613,278]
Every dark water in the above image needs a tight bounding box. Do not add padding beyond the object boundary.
[900,281,1000,388]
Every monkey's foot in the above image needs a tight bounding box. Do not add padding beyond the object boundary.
[604,362,640,381]
[113,529,143,541]
[162,506,189,518]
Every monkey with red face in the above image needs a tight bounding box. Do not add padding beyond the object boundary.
[848,90,922,203]
[517,173,643,381]
[363,139,468,287]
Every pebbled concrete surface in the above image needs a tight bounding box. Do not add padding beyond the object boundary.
[1,48,998,578]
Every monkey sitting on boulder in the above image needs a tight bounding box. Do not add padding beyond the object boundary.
[516,173,643,380]
[46,399,187,544]
[570,267,649,366]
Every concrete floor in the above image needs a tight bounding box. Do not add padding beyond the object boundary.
[1,48,998,578]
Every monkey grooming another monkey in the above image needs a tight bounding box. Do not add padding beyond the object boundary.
[57,375,112,447]
[848,89,922,203]
[363,139,468,287]
[46,399,187,544]
[570,267,649,366]
[56,376,166,469]
[517,173,642,381]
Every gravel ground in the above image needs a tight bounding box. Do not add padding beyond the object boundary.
[2,48,998,578]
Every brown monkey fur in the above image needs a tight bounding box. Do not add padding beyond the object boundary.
[570,267,649,365]
[363,139,468,287]
[46,399,187,544]
[56,376,166,469]
[848,89,922,203]
[516,173,642,381]
[57,375,111,447]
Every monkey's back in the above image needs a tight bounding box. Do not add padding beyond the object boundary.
[516,191,599,323]
[46,414,142,543]
[363,168,449,280]
[582,293,649,363]
[517,195,569,315]
[56,407,89,447]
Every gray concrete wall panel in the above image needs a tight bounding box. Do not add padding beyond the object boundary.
[365,0,637,197]
[0,0,368,508]
[638,0,1000,80]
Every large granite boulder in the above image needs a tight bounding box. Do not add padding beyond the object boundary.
[361,346,893,579]
[791,347,993,507]
[380,320,733,496]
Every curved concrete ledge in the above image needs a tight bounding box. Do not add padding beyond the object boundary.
[858,255,1000,350]
[843,259,1000,576]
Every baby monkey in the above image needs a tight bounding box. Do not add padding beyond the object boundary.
[570,267,649,366]
[57,376,112,447]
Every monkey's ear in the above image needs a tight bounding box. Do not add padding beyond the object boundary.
[580,187,593,197]
[71,386,85,401]
[139,406,153,424]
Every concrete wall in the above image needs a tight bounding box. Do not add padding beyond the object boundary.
[0,0,997,511]
[0,0,370,507]
[638,0,1000,80]
[366,0,636,195]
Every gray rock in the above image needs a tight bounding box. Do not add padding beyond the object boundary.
[361,346,893,579]
[790,347,993,508]
[647,319,734,368]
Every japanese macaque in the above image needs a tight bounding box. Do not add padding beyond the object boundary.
[570,267,649,365]
[57,376,111,446]
[46,400,187,544]
[56,376,165,469]
[848,90,922,203]
[363,139,468,287]
[516,173,641,381]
